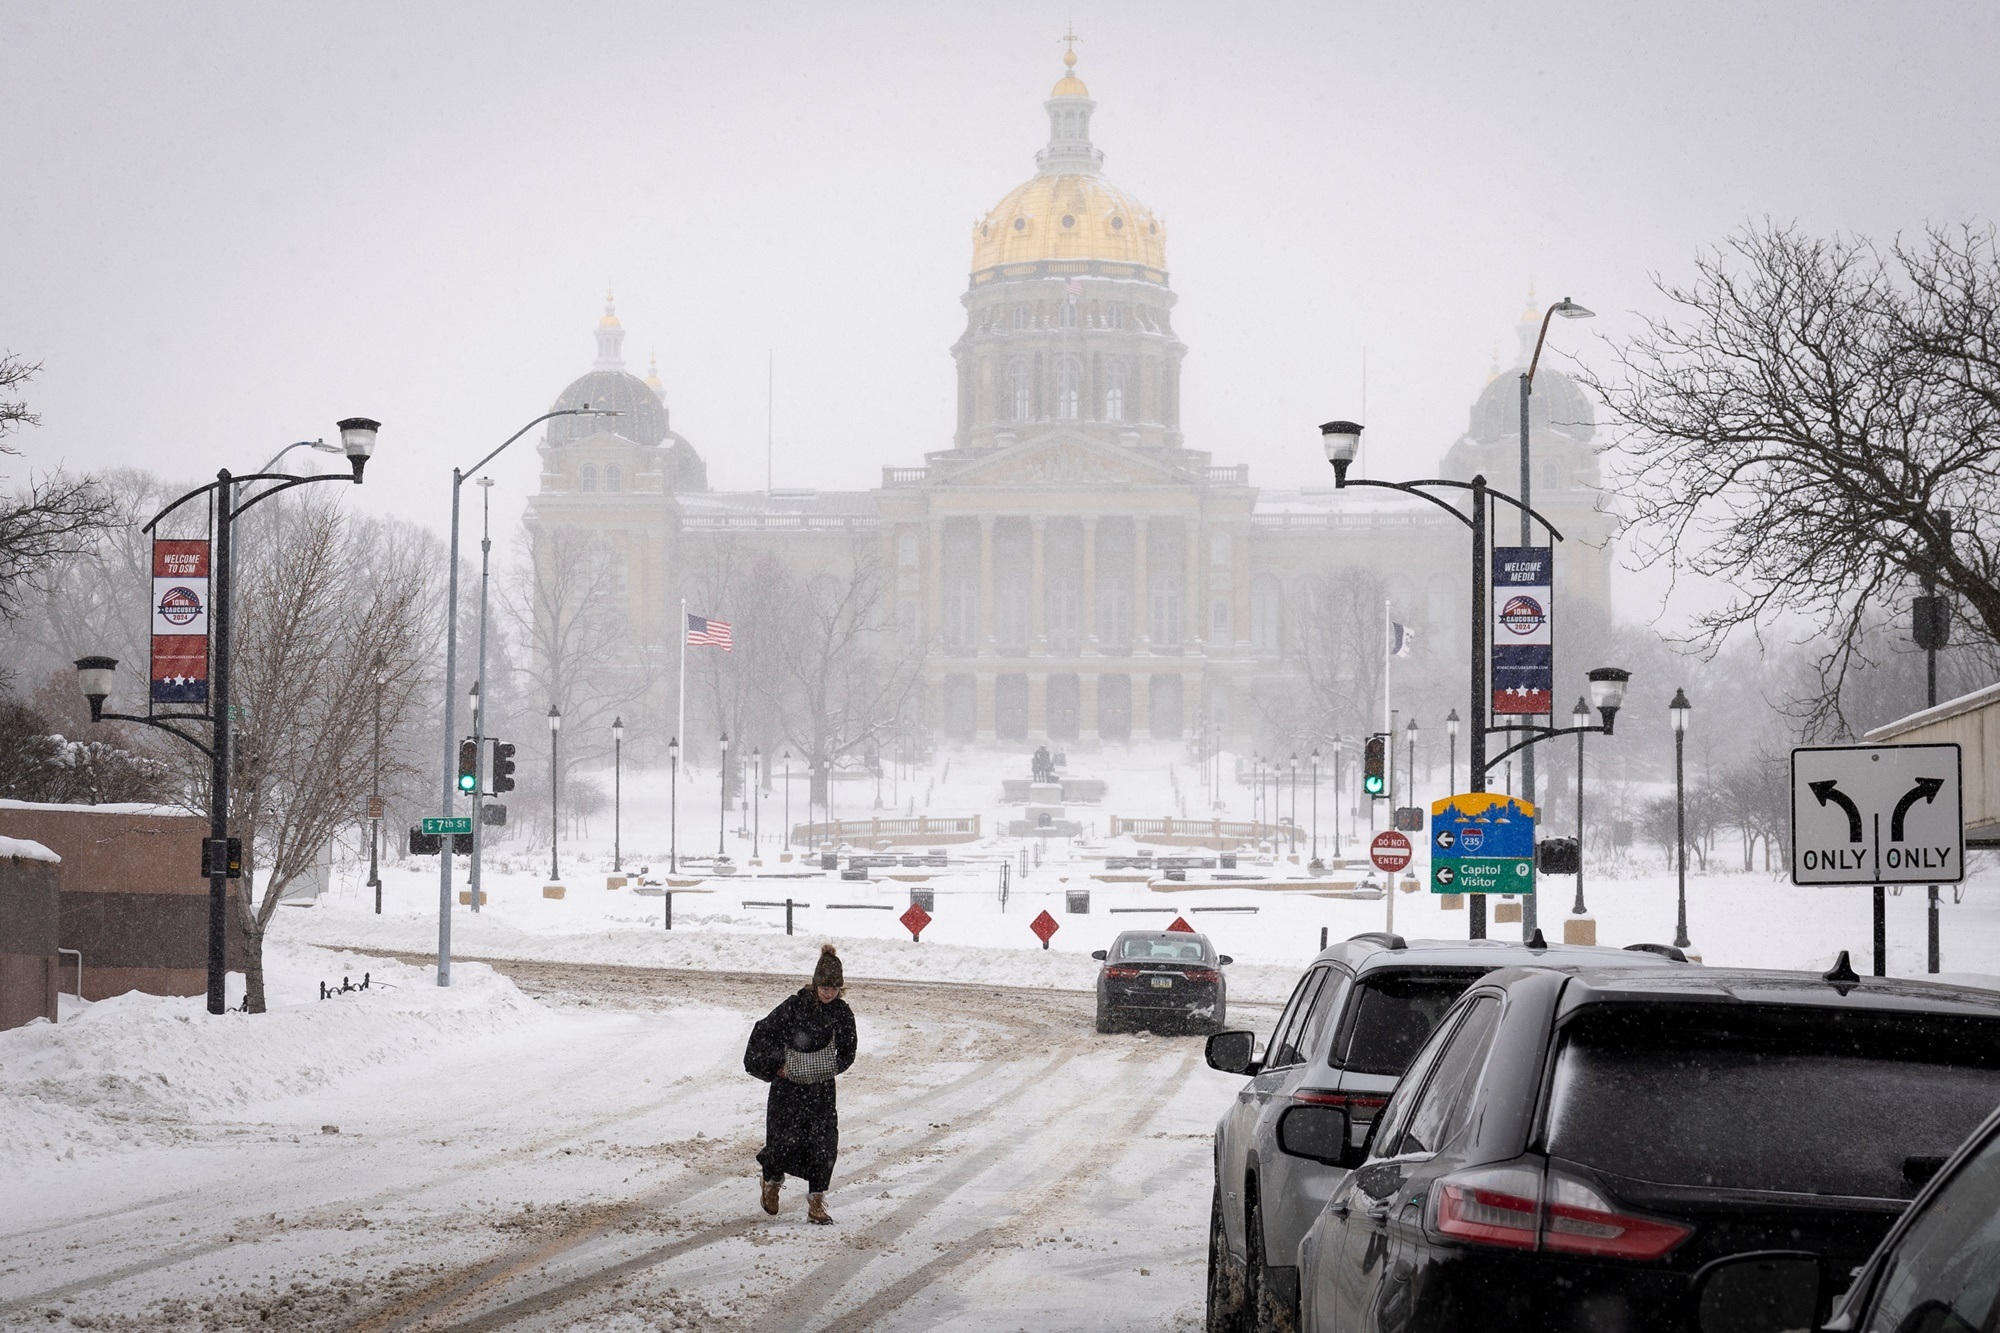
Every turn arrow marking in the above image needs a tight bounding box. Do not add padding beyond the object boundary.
[1808,780,1865,843]
[1890,777,1946,842]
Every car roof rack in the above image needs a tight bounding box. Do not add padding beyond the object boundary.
[1623,942,1689,962]
[1347,931,1407,951]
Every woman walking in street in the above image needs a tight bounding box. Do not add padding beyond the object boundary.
[745,943,857,1223]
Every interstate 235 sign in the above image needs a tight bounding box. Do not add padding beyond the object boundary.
[1429,792,1536,895]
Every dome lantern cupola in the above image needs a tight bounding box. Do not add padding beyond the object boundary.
[594,287,626,371]
[1037,42,1103,177]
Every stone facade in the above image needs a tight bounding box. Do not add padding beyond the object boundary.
[525,52,1616,751]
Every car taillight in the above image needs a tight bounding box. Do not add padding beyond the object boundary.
[1105,966,1140,979]
[1427,1164,1691,1261]
[1542,1172,1692,1260]
[1185,969,1221,983]
[1432,1165,1542,1250]
[1291,1089,1390,1112]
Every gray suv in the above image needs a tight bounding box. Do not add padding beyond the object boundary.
[1202,931,1688,1333]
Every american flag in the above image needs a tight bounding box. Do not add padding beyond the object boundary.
[686,612,733,651]
[1065,276,1083,303]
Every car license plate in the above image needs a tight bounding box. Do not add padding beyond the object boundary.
[1151,976,1173,989]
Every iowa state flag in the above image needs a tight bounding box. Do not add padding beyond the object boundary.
[151,538,211,705]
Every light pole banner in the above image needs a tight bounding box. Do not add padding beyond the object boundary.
[151,537,211,705]
[1492,545,1553,715]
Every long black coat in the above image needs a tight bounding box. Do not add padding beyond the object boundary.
[745,987,857,1192]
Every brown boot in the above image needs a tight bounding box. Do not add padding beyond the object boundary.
[760,1179,781,1216]
[807,1192,832,1225]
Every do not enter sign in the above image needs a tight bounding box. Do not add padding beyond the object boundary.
[1371,831,1413,874]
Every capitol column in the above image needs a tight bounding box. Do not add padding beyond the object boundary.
[926,519,945,646]
[1132,516,1150,654]
[1080,517,1099,655]
[977,515,997,742]
[1029,515,1048,736]
[1182,514,1201,741]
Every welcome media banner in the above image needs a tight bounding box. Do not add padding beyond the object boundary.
[151,538,210,705]
[1492,546,1553,715]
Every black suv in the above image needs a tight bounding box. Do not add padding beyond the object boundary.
[1291,958,2000,1332]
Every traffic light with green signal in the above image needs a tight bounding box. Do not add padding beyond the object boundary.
[490,739,516,794]
[457,738,479,794]
[1363,734,1387,796]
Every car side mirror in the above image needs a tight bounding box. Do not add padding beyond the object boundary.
[1692,1252,1825,1333]
[1218,955,1233,966]
[1090,949,1108,961]
[1205,1029,1257,1075]
[1276,1104,1367,1170]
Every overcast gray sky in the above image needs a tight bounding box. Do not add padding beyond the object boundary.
[5,0,1997,605]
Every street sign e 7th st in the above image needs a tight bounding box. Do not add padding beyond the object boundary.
[1790,744,1963,886]
[422,816,474,837]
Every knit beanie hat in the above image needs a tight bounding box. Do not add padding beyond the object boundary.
[812,943,844,990]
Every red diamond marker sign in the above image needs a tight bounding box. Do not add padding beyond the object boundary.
[1166,915,1195,933]
[1371,830,1413,874]
[1030,909,1059,949]
[899,902,931,942]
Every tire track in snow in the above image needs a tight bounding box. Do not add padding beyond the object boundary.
[806,1048,1197,1333]
[369,1049,1084,1332]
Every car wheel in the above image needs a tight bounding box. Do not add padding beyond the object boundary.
[1246,1197,1290,1333]
[1095,1011,1115,1034]
[1205,1184,1248,1333]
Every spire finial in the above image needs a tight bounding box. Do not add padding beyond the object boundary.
[1061,25,1080,67]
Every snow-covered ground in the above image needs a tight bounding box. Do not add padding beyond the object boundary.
[6,744,1997,1329]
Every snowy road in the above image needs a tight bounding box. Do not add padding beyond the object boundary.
[1,959,1268,1331]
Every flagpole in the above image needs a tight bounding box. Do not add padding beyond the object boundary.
[677,597,686,873]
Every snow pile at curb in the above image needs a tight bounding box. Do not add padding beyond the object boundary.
[278,910,1311,1005]
[0,940,544,1172]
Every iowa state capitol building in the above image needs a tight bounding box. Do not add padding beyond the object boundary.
[527,48,1616,749]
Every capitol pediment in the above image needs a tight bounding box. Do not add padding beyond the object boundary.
[936,434,1192,489]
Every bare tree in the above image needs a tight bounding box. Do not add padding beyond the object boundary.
[753,537,925,803]
[0,352,113,635]
[220,501,444,1011]
[1589,222,2000,736]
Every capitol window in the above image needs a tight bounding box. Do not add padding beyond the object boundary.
[1106,361,1127,421]
[1106,304,1125,329]
[604,464,622,492]
[1059,299,1077,329]
[578,464,599,493]
[1009,360,1032,421]
[1013,305,1031,331]
[1149,571,1183,651]
[1055,356,1082,420]
[1250,575,1283,656]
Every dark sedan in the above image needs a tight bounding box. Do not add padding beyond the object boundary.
[1292,956,2000,1332]
[1092,929,1230,1033]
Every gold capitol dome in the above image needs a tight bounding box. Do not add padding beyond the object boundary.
[969,39,1167,278]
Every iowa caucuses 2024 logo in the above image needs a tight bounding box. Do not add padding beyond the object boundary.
[1498,595,1545,636]
[157,585,204,626]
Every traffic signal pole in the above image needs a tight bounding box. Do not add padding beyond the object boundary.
[471,477,492,914]
[1469,476,1489,941]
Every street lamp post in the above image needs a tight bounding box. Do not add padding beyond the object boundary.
[1571,696,1591,917]
[1318,417,1621,941]
[76,417,379,1015]
[668,736,680,873]
[1310,748,1320,862]
[1289,753,1298,854]
[1332,739,1343,857]
[612,716,625,872]
[434,406,614,986]
[1670,688,1691,950]
[1516,298,1594,941]
[370,651,386,914]
[1405,717,1419,809]
[783,749,792,851]
[718,733,730,857]
[547,705,562,882]
[1446,709,1460,793]
[752,746,762,853]
[468,679,483,912]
